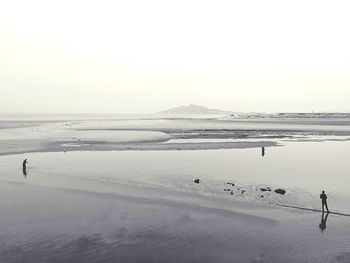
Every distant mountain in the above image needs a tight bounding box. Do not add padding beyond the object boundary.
[158,104,232,115]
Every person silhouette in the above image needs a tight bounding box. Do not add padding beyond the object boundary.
[22,159,28,169]
[319,212,329,233]
[320,190,330,213]
[22,159,28,178]
[261,147,265,157]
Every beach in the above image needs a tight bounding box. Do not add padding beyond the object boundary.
[1,115,350,262]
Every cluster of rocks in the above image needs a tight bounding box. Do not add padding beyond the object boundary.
[194,179,286,199]
[224,183,287,198]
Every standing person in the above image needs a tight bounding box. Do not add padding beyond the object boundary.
[22,159,28,169]
[320,190,330,213]
[22,159,28,178]
[261,147,265,157]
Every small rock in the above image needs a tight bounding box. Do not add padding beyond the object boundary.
[224,189,231,191]
[194,179,200,184]
[227,182,235,186]
[260,195,264,198]
[274,189,286,195]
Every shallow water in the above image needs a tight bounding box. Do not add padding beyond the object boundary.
[2,117,350,155]
[2,140,350,262]
[1,140,350,212]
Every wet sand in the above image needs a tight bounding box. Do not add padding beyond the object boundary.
[0,148,350,262]
[1,179,350,263]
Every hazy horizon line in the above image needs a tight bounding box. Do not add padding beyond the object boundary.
[1,111,350,115]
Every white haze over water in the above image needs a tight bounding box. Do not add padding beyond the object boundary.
[1,0,350,114]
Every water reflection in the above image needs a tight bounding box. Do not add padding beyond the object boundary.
[319,212,329,233]
[22,166,27,178]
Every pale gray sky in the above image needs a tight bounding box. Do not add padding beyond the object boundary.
[1,0,349,114]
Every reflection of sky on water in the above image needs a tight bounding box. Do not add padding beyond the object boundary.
[1,140,350,212]
[2,140,350,262]
[164,135,350,144]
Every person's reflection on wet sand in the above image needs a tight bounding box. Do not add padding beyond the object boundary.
[319,212,329,233]
[22,166,27,178]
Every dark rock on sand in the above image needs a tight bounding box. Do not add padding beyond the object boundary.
[260,187,272,192]
[227,182,235,186]
[274,189,286,195]
[194,179,200,184]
